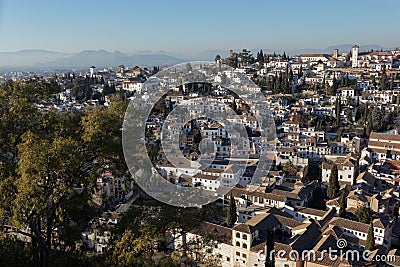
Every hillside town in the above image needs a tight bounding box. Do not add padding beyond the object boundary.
[2,45,400,266]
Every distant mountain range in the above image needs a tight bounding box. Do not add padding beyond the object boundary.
[0,44,397,70]
[0,49,185,70]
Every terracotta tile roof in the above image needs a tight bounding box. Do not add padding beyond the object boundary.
[189,222,232,244]
[318,212,337,231]
[246,213,269,227]
[356,171,376,185]
[230,187,285,202]
[329,217,385,234]
[313,233,339,251]
[274,214,304,229]
[370,132,400,142]
[300,53,330,58]
[373,218,390,229]
[326,198,340,207]
[193,173,219,181]
[232,223,251,234]
[387,249,400,267]
[342,234,366,247]
[291,222,322,252]
[294,206,327,217]
[271,188,301,200]
[304,250,351,266]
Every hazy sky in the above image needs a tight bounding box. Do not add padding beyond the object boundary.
[0,0,398,54]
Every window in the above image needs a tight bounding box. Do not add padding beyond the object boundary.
[226,257,230,262]
[236,232,240,238]
[236,252,240,256]
[243,243,247,249]
[243,234,247,240]
[242,253,247,258]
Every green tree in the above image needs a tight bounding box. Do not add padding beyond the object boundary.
[335,97,341,127]
[283,161,297,176]
[327,164,339,199]
[380,65,387,90]
[390,74,394,91]
[298,65,303,78]
[355,204,371,224]
[12,132,94,266]
[227,193,237,227]
[309,187,326,210]
[81,98,128,176]
[108,202,219,266]
[371,75,376,87]
[339,192,347,218]
[365,222,375,251]
[265,230,275,267]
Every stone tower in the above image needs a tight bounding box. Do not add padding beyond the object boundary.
[333,49,339,59]
[352,45,359,68]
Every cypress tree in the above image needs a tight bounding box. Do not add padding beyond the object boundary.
[335,97,341,127]
[298,65,303,78]
[380,65,387,90]
[327,164,339,199]
[265,230,275,267]
[394,206,399,218]
[227,193,237,227]
[390,74,394,91]
[339,192,347,218]
[355,204,371,224]
[309,187,326,210]
[365,222,375,251]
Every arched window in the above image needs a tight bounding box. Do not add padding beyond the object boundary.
[243,243,247,249]
[236,241,240,247]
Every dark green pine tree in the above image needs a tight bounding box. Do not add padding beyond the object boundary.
[380,65,387,90]
[367,114,373,136]
[327,164,339,199]
[390,74,395,91]
[394,205,399,218]
[298,65,303,78]
[371,75,376,87]
[339,192,347,218]
[309,187,326,210]
[355,204,371,224]
[227,193,237,227]
[265,230,275,267]
[365,222,375,251]
[335,97,341,127]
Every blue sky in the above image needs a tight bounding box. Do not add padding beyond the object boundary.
[0,0,398,54]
